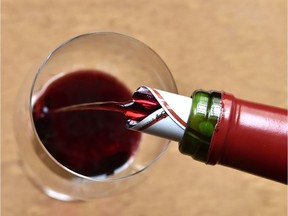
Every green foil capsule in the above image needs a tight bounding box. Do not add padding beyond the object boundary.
[179,90,222,162]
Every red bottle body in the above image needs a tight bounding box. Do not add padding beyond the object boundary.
[208,92,287,183]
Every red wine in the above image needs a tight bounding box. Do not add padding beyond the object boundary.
[33,70,143,177]
[53,86,162,128]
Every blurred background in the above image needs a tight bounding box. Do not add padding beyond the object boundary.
[2,0,286,215]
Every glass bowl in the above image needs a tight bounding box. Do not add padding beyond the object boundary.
[14,32,177,201]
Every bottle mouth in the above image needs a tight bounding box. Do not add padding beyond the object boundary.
[128,86,193,142]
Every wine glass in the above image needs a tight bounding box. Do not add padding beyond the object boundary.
[14,32,177,201]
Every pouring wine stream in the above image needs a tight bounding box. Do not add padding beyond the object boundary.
[49,86,193,141]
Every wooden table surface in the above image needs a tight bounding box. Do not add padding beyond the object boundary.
[2,0,287,215]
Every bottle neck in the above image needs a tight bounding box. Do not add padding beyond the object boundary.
[128,87,222,150]
[178,90,222,162]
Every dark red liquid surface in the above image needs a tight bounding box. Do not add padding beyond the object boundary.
[32,70,141,177]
